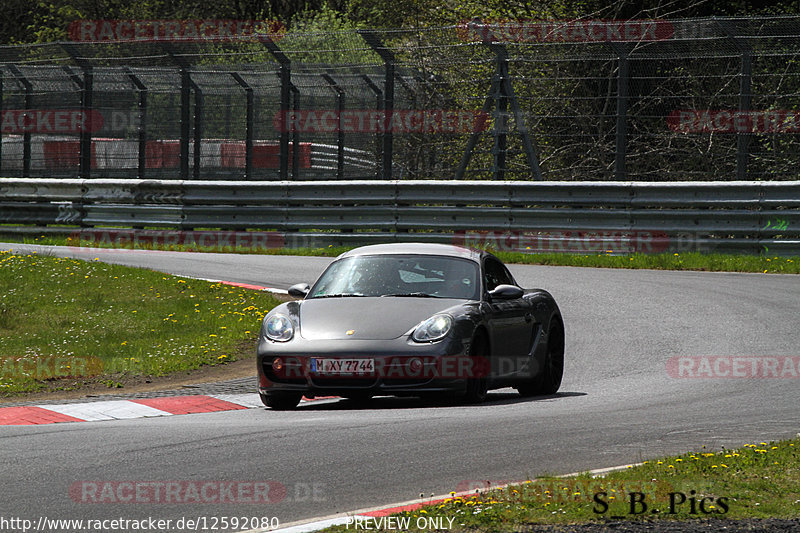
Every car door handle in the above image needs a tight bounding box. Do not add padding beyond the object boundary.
[524,313,533,323]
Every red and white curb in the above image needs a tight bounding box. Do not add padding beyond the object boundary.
[0,393,339,425]
[0,394,256,425]
[244,497,476,533]
[196,277,289,295]
[249,463,644,533]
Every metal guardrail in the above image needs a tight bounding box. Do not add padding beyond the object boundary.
[0,178,798,255]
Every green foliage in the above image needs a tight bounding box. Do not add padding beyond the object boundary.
[280,4,378,64]
[5,0,800,45]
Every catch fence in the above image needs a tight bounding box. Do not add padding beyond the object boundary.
[2,16,800,181]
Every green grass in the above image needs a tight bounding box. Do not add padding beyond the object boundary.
[321,439,800,531]
[0,232,350,258]
[0,249,280,395]
[3,232,799,274]
[494,250,800,274]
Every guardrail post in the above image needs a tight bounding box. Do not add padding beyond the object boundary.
[124,68,148,179]
[231,72,254,179]
[260,36,291,180]
[322,73,345,179]
[7,65,32,177]
[361,74,383,179]
[359,30,395,180]
[611,43,630,181]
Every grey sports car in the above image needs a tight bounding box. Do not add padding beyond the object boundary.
[257,243,564,409]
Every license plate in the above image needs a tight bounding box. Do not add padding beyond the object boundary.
[311,358,375,374]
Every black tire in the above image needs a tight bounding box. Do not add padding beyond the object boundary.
[462,334,489,404]
[517,317,564,397]
[261,392,303,410]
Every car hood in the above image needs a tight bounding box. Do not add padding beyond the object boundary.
[298,297,463,340]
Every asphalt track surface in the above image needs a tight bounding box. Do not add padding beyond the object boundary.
[1,244,799,528]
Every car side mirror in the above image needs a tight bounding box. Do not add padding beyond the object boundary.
[488,284,524,301]
[288,283,310,298]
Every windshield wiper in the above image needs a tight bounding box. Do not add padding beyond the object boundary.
[311,293,366,299]
[381,292,441,298]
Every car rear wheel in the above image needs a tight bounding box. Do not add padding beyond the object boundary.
[261,392,303,410]
[462,333,489,404]
[517,317,564,397]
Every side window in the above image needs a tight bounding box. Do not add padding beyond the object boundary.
[483,257,515,291]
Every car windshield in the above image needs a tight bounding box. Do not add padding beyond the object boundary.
[308,254,480,300]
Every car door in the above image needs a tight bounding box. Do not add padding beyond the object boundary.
[481,257,534,379]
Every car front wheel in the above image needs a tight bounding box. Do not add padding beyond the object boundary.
[261,392,303,410]
[462,333,489,404]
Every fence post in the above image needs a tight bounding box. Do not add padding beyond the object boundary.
[191,79,203,179]
[734,46,753,182]
[161,44,193,180]
[124,68,148,179]
[7,65,32,177]
[361,74,383,179]
[231,72,254,179]
[456,36,542,180]
[62,45,95,179]
[322,73,345,179]
[260,36,291,180]
[290,84,300,179]
[718,20,753,181]
[611,43,630,181]
[178,69,191,180]
[359,30,395,180]
[278,65,291,180]
[737,49,753,180]
[80,67,93,179]
[0,71,3,174]
[493,45,509,181]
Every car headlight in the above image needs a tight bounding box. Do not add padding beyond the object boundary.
[412,314,453,342]
[265,314,294,342]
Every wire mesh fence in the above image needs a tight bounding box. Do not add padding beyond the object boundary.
[2,16,800,181]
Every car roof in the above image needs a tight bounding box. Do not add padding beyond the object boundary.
[337,243,483,262]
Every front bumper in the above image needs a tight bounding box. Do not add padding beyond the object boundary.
[257,335,474,397]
